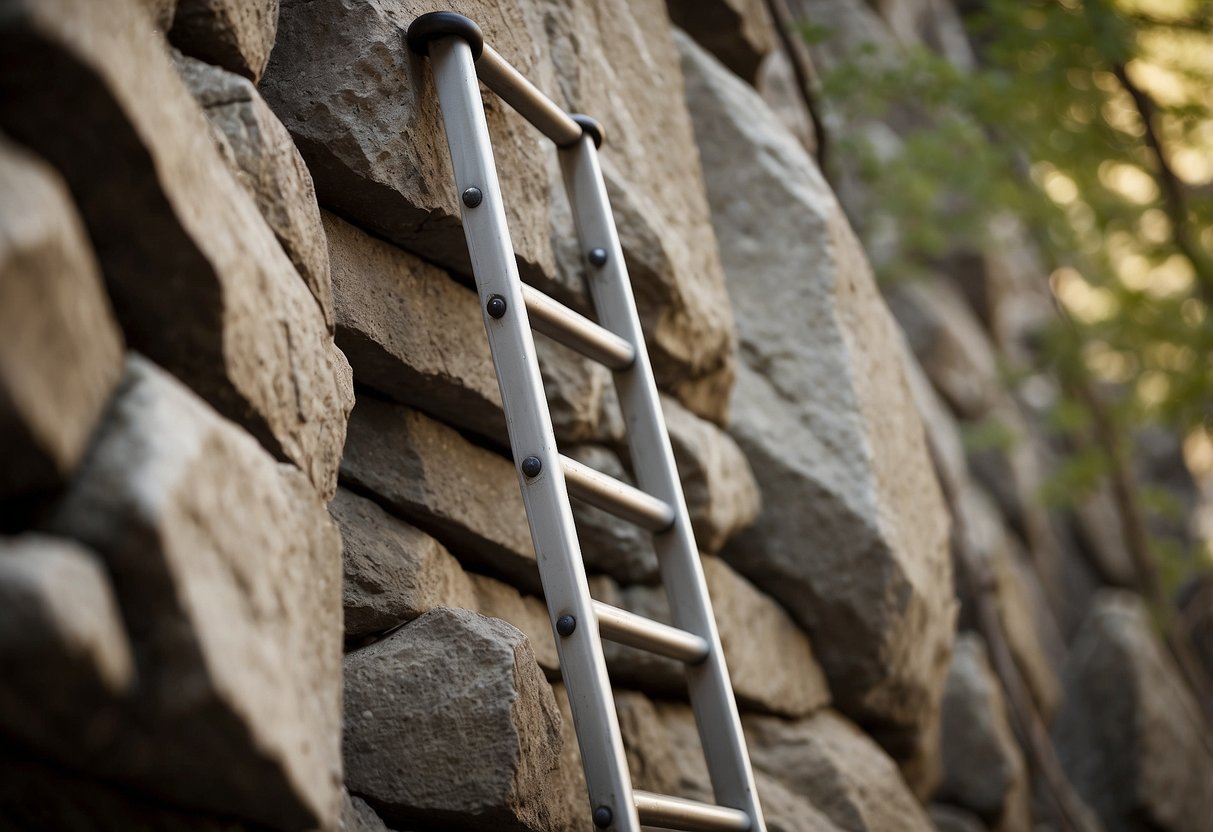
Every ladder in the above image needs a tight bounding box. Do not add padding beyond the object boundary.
[407,13,766,832]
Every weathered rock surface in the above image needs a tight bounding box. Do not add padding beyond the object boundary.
[140,0,177,31]
[1054,591,1213,832]
[542,0,738,423]
[46,356,343,830]
[341,792,391,832]
[744,710,935,832]
[171,0,279,83]
[565,445,660,583]
[344,608,563,832]
[0,535,134,757]
[679,29,954,769]
[0,0,353,499]
[262,0,557,292]
[663,393,761,553]
[937,634,1030,832]
[0,138,124,505]
[667,0,775,83]
[757,49,818,156]
[340,396,540,589]
[929,804,990,832]
[594,556,831,717]
[175,53,333,329]
[656,703,844,832]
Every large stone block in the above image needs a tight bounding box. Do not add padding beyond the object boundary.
[0,0,353,500]
[663,393,761,553]
[340,397,539,589]
[0,535,134,756]
[593,556,830,717]
[175,53,333,329]
[46,357,343,830]
[171,0,279,82]
[743,710,935,832]
[1054,591,1213,832]
[937,635,1030,832]
[0,139,124,506]
[344,608,563,832]
[666,0,776,83]
[678,30,954,767]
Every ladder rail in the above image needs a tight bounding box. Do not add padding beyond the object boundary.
[425,35,642,832]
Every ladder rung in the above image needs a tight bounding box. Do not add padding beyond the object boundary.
[522,284,635,370]
[633,791,752,832]
[593,600,709,664]
[560,455,674,532]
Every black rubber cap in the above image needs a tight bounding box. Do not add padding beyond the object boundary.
[406,11,484,60]
[569,114,605,149]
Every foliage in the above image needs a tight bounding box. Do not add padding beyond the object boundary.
[813,0,1213,580]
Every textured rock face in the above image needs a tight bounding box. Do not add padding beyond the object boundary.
[678,29,954,765]
[175,53,333,329]
[171,0,280,83]
[1054,592,1213,832]
[594,557,831,717]
[0,535,134,756]
[0,139,124,503]
[565,445,660,582]
[744,711,935,832]
[0,0,353,500]
[937,635,1030,832]
[663,393,762,553]
[344,608,563,832]
[340,396,539,588]
[46,357,343,830]
[541,0,738,423]
[667,0,775,83]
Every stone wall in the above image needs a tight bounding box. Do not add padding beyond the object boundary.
[0,1,1209,832]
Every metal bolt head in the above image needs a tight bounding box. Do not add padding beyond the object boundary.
[592,806,613,828]
[521,455,543,478]
[462,186,483,208]
[588,247,608,267]
[556,614,576,637]
[486,294,507,319]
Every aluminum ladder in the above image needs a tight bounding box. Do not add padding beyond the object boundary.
[407,13,766,832]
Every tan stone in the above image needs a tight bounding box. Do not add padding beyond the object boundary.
[0,138,124,503]
[46,356,343,830]
[0,0,353,499]
[171,0,279,82]
[667,0,776,82]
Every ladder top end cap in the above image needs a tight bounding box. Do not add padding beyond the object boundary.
[569,113,605,149]
[406,11,484,60]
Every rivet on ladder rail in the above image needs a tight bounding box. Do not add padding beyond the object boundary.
[521,455,543,477]
[462,186,483,207]
[486,294,507,318]
[593,806,613,828]
[588,247,608,266]
[556,614,576,636]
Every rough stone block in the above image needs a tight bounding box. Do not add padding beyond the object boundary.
[667,0,776,82]
[171,0,279,82]
[937,634,1030,832]
[678,29,954,769]
[0,0,353,500]
[0,138,124,505]
[343,608,563,832]
[175,53,333,329]
[1054,591,1213,832]
[46,356,343,830]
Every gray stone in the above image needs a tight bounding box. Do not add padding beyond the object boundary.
[0,0,353,500]
[679,29,954,772]
[340,397,539,589]
[743,710,935,832]
[542,0,738,423]
[656,702,844,832]
[174,53,333,329]
[937,635,1030,832]
[565,445,660,583]
[341,792,391,832]
[0,535,134,757]
[594,556,830,717]
[469,573,560,675]
[1054,591,1213,832]
[663,393,761,554]
[929,805,989,832]
[343,608,563,832]
[171,0,279,82]
[666,0,776,83]
[757,49,818,156]
[46,356,343,830]
[0,138,124,504]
